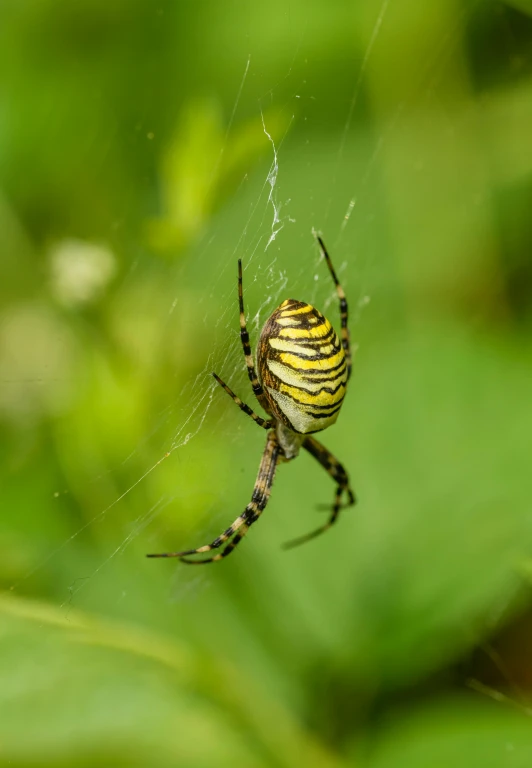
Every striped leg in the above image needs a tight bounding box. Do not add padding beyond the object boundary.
[282,435,355,549]
[316,236,352,380]
[238,260,270,409]
[147,431,281,564]
[212,373,273,429]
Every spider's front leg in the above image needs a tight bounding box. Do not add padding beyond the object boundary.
[283,435,356,550]
[147,431,281,564]
[316,235,352,381]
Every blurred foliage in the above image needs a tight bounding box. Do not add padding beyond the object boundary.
[1,1,532,766]
[146,100,288,254]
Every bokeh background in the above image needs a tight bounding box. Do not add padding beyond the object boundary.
[2,0,532,765]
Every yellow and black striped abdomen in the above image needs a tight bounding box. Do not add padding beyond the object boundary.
[257,299,347,434]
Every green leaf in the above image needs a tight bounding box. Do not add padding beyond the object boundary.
[503,1,532,17]
[367,697,532,767]
[0,593,342,768]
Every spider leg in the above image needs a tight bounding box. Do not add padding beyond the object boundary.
[238,259,271,411]
[282,434,355,550]
[178,521,252,564]
[315,235,352,381]
[147,431,281,564]
[212,372,273,429]
[315,500,353,512]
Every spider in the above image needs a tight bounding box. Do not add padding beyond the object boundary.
[147,235,356,564]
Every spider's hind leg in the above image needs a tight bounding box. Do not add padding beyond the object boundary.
[147,430,281,564]
[283,434,355,550]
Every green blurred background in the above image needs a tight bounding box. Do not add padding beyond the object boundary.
[2,0,532,765]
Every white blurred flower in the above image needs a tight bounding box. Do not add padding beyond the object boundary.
[49,239,117,307]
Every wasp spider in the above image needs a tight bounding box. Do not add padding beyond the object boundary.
[147,236,355,564]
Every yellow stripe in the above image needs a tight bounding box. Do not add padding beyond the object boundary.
[280,305,313,317]
[279,347,345,370]
[276,317,300,326]
[269,337,319,356]
[294,365,346,379]
[279,382,345,406]
[267,360,346,393]
[266,387,342,433]
[267,359,304,388]
[277,323,331,339]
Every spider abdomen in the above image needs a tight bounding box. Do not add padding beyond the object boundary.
[257,299,347,434]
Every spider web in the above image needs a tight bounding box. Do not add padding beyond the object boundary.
[4,0,532,738]
[9,12,382,602]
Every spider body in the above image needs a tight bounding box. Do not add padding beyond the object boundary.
[147,236,356,564]
[257,299,347,440]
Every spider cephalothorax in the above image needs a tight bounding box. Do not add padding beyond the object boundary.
[148,236,355,564]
